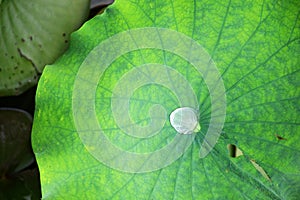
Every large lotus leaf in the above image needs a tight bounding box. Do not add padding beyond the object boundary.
[0,0,90,96]
[32,0,300,199]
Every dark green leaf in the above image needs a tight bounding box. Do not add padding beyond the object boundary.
[0,108,33,175]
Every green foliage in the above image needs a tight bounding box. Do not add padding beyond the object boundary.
[32,0,300,199]
[0,108,40,199]
[0,0,90,96]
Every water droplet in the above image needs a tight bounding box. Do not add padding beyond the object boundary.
[170,107,200,134]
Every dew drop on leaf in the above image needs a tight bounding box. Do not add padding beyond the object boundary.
[170,107,200,134]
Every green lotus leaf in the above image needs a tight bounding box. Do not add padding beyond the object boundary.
[0,0,90,96]
[32,0,300,199]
